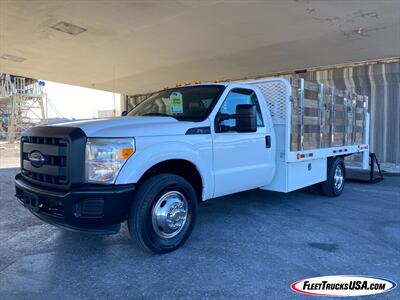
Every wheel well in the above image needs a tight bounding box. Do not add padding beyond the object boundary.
[328,156,346,173]
[329,156,345,164]
[138,159,203,201]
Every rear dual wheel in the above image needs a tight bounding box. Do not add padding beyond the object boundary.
[321,157,346,197]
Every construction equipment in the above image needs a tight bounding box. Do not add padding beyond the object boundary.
[0,73,47,142]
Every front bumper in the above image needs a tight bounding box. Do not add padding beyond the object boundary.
[15,174,135,234]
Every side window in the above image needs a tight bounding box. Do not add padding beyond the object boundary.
[216,88,263,132]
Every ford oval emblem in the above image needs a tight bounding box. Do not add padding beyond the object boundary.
[28,151,45,167]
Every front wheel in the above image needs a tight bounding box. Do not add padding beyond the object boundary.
[321,157,346,197]
[128,174,197,254]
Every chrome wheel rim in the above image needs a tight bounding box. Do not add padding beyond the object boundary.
[152,191,188,239]
[334,165,344,190]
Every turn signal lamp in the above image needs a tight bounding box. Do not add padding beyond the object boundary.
[118,147,135,160]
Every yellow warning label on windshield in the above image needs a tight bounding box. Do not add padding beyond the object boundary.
[169,92,183,114]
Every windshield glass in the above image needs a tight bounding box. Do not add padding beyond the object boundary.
[127,85,225,121]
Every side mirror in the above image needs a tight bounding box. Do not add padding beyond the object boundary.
[121,110,128,116]
[236,104,256,132]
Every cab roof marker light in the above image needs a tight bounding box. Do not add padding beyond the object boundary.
[184,81,191,85]
[176,82,181,87]
[194,80,201,84]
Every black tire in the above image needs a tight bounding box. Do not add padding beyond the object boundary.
[321,157,346,197]
[128,174,197,254]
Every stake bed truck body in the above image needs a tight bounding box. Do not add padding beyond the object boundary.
[15,77,369,253]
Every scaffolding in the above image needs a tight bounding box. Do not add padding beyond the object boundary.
[0,73,47,142]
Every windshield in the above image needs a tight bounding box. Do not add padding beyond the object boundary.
[127,85,225,121]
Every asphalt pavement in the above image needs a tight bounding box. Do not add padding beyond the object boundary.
[0,167,399,299]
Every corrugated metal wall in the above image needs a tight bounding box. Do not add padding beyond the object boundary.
[126,59,400,165]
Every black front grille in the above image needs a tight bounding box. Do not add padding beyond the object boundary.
[20,126,86,190]
[21,136,69,186]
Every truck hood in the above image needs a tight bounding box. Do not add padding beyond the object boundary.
[48,116,202,137]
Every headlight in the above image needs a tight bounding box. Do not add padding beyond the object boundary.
[85,138,135,184]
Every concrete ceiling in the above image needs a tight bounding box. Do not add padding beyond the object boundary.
[0,0,399,95]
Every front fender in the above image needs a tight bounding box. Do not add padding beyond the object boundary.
[115,137,213,200]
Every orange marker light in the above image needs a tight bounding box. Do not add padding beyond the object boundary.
[194,80,201,84]
[119,147,135,160]
[184,81,191,85]
[176,82,181,87]
[213,79,221,83]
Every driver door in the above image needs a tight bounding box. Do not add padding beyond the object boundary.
[212,88,272,198]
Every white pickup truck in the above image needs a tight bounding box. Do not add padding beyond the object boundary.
[15,77,370,253]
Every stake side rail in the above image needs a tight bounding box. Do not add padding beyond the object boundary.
[248,77,370,167]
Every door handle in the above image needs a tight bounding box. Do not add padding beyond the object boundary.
[265,136,271,148]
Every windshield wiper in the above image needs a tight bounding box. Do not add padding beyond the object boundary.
[141,113,178,120]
